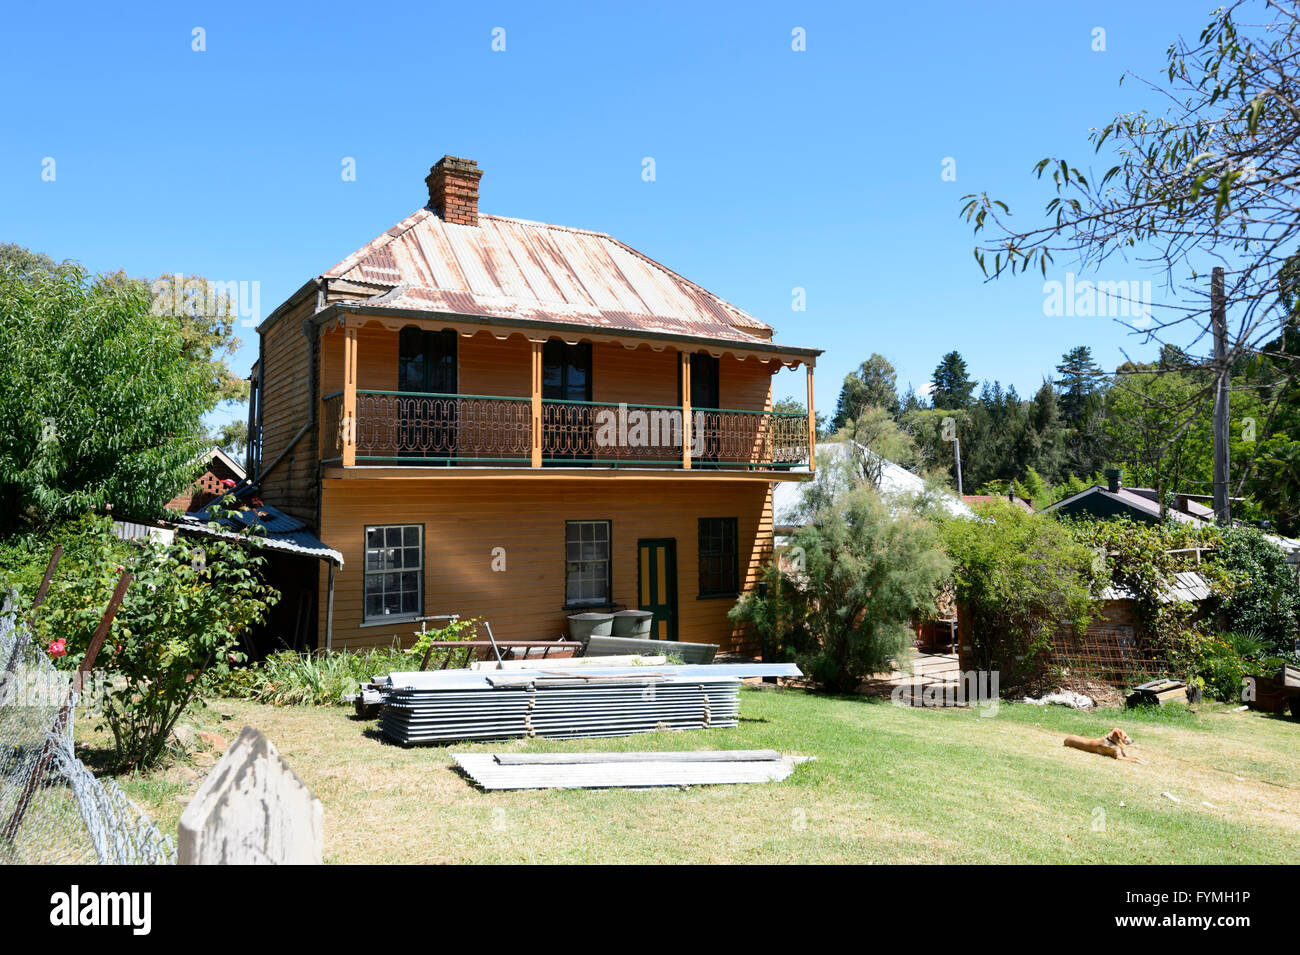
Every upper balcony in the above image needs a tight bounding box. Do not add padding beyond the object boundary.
[317,318,817,476]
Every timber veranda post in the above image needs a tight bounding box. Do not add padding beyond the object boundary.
[806,363,816,474]
[530,340,543,468]
[681,351,692,470]
[341,323,358,468]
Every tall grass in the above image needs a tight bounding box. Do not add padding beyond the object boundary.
[216,647,414,706]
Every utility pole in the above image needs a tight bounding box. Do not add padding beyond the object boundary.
[1211,267,1230,525]
[953,437,964,496]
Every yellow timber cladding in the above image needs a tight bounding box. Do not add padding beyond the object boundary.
[316,475,775,654]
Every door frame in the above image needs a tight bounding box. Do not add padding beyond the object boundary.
[637,537,678,642]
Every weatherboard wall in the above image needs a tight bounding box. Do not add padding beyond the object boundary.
[314,476,774,654]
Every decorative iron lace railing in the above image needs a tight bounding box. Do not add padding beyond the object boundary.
[321,392,809,468]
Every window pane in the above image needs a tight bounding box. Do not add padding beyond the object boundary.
[699,518,737,595]
[564,521,609,604]
[365,525,423,620]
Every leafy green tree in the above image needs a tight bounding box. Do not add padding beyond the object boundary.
[730,459,950,693]
[836,405,922,487]
[830,353,898,430]
[930,351,976,410]
[0,242,61,279]
[942,501,1096,685]
[109,270,249,407]
[0,264,213,535]
[1103,365,1210,502]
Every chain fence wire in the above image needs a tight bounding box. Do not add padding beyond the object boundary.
[0,592,175,865]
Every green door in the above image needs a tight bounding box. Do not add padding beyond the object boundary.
[637,538,678,641]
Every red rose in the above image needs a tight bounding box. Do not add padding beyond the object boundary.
[48,638,67,658]
[221,479,237,488]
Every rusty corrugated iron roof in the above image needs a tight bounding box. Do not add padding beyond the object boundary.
[322,209,774,344]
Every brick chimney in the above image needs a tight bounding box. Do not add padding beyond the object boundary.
[425,156,483,226]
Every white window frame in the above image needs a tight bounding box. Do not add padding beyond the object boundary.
[363,524,424,622]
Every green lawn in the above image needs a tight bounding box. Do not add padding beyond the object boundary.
[93,687,1300,864]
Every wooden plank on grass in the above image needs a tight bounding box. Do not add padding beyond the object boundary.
[454,752,810,790]
[493,750,782,765]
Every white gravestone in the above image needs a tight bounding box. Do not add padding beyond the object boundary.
[178,726,323,864]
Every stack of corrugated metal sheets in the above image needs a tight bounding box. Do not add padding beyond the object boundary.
[376,663,799,745]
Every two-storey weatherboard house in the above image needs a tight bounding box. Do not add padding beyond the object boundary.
[246,156,821,654]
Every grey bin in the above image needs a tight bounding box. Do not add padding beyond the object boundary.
[612,610,654,637]
[567,612,615,641]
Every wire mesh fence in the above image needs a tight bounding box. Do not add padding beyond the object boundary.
[0,591,175,865]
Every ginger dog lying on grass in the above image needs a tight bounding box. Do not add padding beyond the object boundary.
[1063,728,1143,763]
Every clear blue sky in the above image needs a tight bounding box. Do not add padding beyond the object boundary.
[1,0,1200,430]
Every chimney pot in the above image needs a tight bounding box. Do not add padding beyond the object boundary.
[1105,468,1122,493]
[426,155,482,226]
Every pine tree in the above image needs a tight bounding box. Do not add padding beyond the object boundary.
[930,351,976,410]
[1054,347,1103,422]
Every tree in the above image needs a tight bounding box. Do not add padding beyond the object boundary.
[1103,364,1209,506]
[730,456,950,693]
[830,353,898,430]
[111,270,249,407]
[6,244,249,446]
[0,242,61,279]
[840,405,921,485]
[930,351,976,410]
[1055,347,1110,481]
[962,3,1300,514]
[0,264,213,535]
[1054,346,1103,423]
[942,500,1096,686]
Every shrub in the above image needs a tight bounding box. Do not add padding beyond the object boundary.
[942,501,1096,685]
[1194,631,1275,703]
[213,646,412,706]
[731,459,950,693]
[3,510,277,770]
[1206,525,1300,655]
[1065,517,1221,675]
